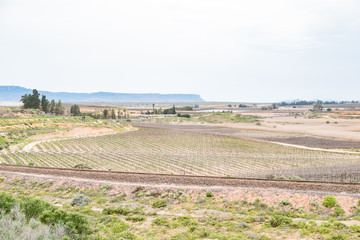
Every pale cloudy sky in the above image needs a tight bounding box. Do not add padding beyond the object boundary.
[0,0,359,102]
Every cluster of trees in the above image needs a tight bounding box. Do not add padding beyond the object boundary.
[21,89,64,115]
[178,106,193,111]
[280,100,359,106]
[177,113,190,118]
[102,108,127,119]
[227,104,248,108]
[163,106,176,114]
[261,103,279,111]
[143,105,177,115]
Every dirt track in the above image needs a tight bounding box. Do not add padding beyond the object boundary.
[1,164,360,194]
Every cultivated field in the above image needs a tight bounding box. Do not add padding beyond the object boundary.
[2,125,360,182]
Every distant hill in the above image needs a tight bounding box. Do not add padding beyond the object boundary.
[0,86,204,103]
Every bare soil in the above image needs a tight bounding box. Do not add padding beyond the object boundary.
[28,126,117,140]
[1,170,359,215]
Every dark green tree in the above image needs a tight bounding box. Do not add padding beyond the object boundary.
[111,109,116,119]
[41,95,49,113]
[70,104,81,116]
[20,89,41,109]
[163,105,176,114]
[54,100,64,115]
[103,109,109,118]
[49,100,56,115]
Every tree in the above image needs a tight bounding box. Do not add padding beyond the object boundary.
[163,105,176,114]
[20,89,41,109]
[313,104,324,112]
[111,109,116,119]
[70,105,81,116]
[49,100,56,115]
[103,109,109,118]
[54,100,64,115]
[41,95,49,113]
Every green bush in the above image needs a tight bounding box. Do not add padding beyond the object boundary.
[322,195,337,209]
[326,233,349,240]
[334,207,345,217]
[111,221,129,234]
[39,209,91,235]
[21,197,56,220]
[152,217,170,226]
[102,206,131,215]
[269,215,292,227]
[39,209,68,224]
[152,200,167,208]
[0,192,16,214]
[118,232,137,240]
[206,192,213,198]
[177,216,198,227]
[65,212,91,235]
[125,215,146,222]
[349,224,360,233]
[279,199,291,206]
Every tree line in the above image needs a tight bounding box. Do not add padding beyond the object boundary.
[20,89,64,115]
[279,100,359,106]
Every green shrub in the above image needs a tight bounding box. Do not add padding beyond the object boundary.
[260,235,271,240]
[326,233,349,240]
[279,199,291,206]
[269,215,292,227]
[334,207,345,217]
[332,222,347,230]
[70,194,92,207]
[39,209,91,235]
[102,207,131,215]
[64,212,91,235]
[73,164,92,170]
[118,231,137,239]
[39,209,68,224]
[177,216,198,227]
[0,192,16,214]
[125,215,146,222]
[152,200,167,208]
[152,217,170,226]
[111,221,129,234]
[350,224,360,233]
[21,197,56,220]
[323,195,337,209]
[206,192,213,198]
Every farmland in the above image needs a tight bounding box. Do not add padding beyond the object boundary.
[1,122,360,182]
[2,109,360,239]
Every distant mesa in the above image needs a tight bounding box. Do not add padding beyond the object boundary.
[0,86,204,103]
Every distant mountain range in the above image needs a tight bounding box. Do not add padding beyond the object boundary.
[0,86,204,103]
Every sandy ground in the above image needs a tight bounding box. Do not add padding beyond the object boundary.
[221,113,360,141]
[1,171,359,215]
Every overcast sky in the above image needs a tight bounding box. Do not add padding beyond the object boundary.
[0,0,359,102]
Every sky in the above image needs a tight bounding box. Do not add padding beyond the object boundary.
[0,0,359,102]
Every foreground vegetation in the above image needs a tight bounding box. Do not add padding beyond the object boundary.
[2,178,360,239]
